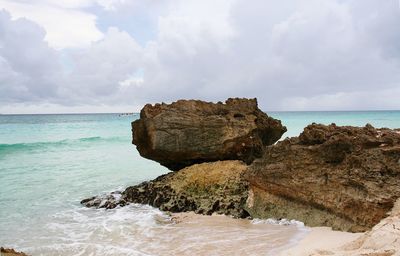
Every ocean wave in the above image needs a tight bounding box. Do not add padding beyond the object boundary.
[78,136,102,142]
[11,205,305,256]
[0,136,127,154]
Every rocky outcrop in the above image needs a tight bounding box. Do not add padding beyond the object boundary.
[84,98,400,234]
[132,98,286,171]
[82,161,250,218]
[246,123,400,232]
[0,248,28,256]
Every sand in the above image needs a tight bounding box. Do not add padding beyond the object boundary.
[281,199,400,256]
[170,212,302,255]
[281,227,362,256]
[172,204,400,256]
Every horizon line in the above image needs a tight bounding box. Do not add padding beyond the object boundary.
[1,109,400,115]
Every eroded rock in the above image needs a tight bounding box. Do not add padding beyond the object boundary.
[246,123,400,232]
[80,191,125,209]
[0,247,28,256]
[82,161,250,218]
[132,98,286,171]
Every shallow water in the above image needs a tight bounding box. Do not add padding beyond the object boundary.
[0,111,399,255]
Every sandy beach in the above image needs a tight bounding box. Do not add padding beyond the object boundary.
[169,200,400,256]
[281,199,400,256]
[170,212,303,256]
[281,227,362,256]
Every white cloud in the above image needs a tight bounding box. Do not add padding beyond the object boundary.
[0,10,142,108]
[131,0,400,110]
[0,0,103,49]
[65,27,143,103]
[1,0,400,113]
[0,10,62,102]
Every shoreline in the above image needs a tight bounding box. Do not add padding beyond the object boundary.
[171,200,400,256]
[168,212,367,256]
[282,199,400,255]
[2,196,399,256]
[280,227,362,256]
[169,212,308,255]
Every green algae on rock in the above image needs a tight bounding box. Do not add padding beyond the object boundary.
[82,161,250,218]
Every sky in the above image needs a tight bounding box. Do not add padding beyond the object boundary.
[0,0,400,113]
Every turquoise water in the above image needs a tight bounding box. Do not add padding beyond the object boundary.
[271,110,400,138]
[0,111,399,255]
[0,114,170,255]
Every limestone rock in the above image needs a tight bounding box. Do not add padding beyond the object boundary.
[82,161,250,218]
[290,199,400,256]
[132,98,286,171]
[0,248,28,256]
[246,123,400,232]
[336,199,400,255]
[80,191,125,209]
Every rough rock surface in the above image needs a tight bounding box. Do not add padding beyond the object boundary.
[246,123,400,232]
[290,199,400,256]
[0,248,28,256]
[80,191,123,209]
[132,98,286,171]
[334,199,400,256]
[82,161,250,218]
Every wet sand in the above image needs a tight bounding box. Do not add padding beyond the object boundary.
[168,212,305,256]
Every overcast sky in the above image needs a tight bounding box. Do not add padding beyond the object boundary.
[0,0,400,113]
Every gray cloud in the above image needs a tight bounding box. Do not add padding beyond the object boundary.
[126,0,400,110]
[65,27,142,103]
[1,0,400,112]
[0,10,61,103]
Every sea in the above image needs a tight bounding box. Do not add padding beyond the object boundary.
[1,111,399,255]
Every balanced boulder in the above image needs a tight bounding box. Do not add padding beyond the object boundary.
[132,98,286,171]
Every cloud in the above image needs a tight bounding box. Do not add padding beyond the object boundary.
[1,0,400,113]
[0,10,62,103]
[0,10,142,108]
[0,0,103,49]
[65,27,143,104]
[133,0,400,110]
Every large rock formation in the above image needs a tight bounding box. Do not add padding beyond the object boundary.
[132,98,286,171]
[83,98,400,234]
[82,161,250,218]
[246,123,400,232]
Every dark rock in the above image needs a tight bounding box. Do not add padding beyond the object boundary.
[82,161,250,218]
[0,247,28,256]
[132,98,286,171]
[81,191,123,209]
[246,123,400,232]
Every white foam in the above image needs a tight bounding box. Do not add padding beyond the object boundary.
[251,218,306,228]
[10,204,306,256]
[251,219,310,255]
